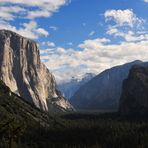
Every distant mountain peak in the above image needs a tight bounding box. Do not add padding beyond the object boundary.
[58,73,95,100]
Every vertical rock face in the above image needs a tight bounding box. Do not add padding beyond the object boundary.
[0,30,73,112]
[119,65,148,116]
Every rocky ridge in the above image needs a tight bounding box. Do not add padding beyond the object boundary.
[119,65,148,116]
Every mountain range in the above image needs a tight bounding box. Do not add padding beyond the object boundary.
[58,73,95,100]
[0,29,148,116]
[70,60,148,111]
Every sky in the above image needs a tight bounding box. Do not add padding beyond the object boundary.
[0,0,148,83]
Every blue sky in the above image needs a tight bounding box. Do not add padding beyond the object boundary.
[0,0,148,82]
[42,0,147,47]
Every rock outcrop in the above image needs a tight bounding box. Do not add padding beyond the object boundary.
[119,65,148,116]
[0,30,73,112]
[0,79,50,127]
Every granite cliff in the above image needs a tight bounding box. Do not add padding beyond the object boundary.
[0,30,73,112]
[119,65,148,116]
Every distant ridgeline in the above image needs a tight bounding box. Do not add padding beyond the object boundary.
[58,73,95,100]
[70,60,148,113]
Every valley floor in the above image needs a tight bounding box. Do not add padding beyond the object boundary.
[1,112,148,148]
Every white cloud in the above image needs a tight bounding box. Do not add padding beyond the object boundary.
[50,26,58,31]
[105,9,147,43]
[41,36,148,83]
[0,6,26,21]
[0,0,68,7]
[89,31,95,36]
[27,10,50,19]
[42,41,55,47]
[79,38,110,49]
[144,0,148,2]
[110,30,148,42]
[106,23,148,42]
[0,0,70,19]
[21,21,49,38]
[104,9,143,27]
[36,28,49,37]
[0,0,69,39]
[0,20,49,39]
[47,41,55,47]
[107,27,118,35]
